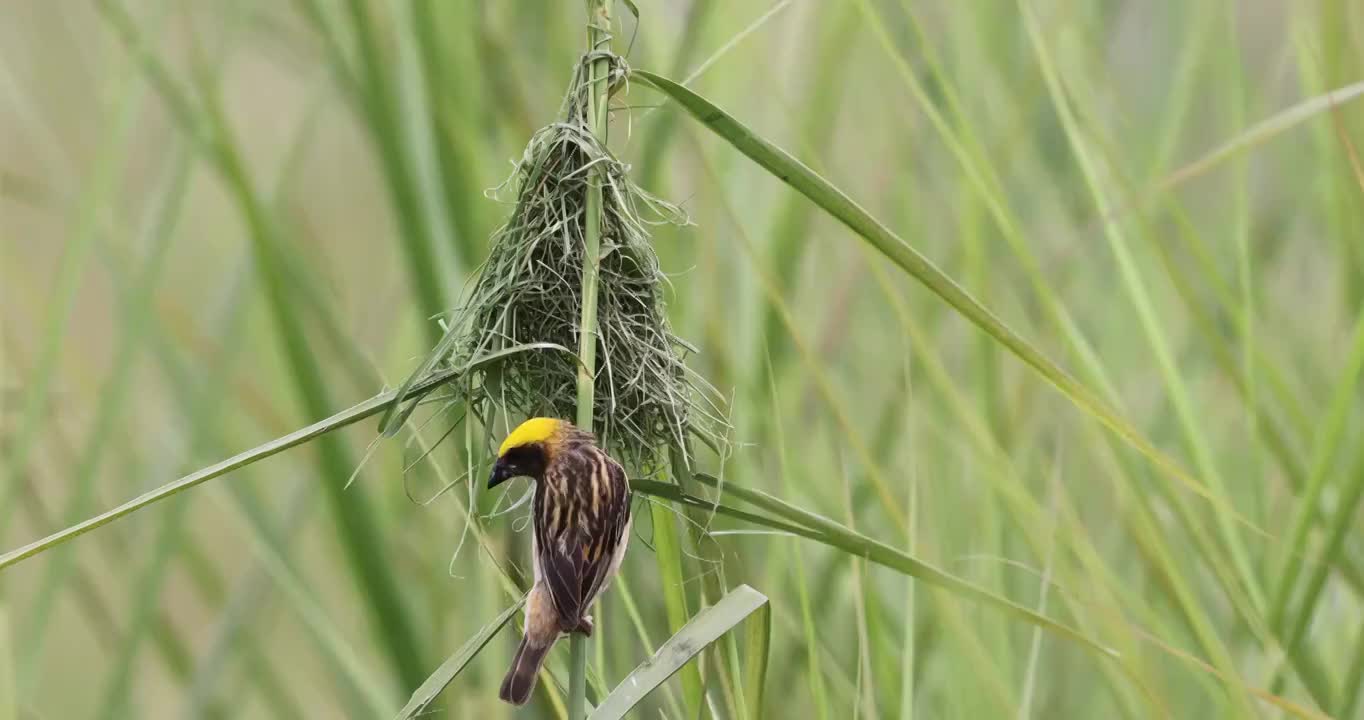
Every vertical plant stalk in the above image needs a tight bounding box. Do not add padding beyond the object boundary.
[571,1,613,718]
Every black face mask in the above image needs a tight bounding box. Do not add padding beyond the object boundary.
[487,444,548,488]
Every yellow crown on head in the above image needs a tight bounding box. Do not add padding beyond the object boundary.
[498,417,566,457]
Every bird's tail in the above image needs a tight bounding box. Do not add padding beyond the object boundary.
[499,634,555,705]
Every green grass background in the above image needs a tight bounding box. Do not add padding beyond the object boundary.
[3,0,1364,717]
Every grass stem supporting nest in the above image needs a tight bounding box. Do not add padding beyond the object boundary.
[570,2,613,719]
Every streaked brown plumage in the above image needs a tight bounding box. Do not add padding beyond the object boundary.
[486,417,632,705]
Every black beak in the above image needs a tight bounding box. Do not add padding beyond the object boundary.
[487,459,516,489]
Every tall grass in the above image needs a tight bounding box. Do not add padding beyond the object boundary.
[2,0,1363,717]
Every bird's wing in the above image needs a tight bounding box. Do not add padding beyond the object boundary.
[534,449,631,628]
[579,457,631,604]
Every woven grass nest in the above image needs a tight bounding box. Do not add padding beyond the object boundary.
[389,52,725,471]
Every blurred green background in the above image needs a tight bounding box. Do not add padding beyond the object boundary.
[3,0,1364,717]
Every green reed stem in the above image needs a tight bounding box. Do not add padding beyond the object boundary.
[570,0,613,717]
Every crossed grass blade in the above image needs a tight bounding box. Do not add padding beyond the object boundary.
[631,69,1262,537]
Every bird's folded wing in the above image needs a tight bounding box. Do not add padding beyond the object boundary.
[535,452,631,628]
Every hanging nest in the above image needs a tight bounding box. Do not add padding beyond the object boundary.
[386,51,726,472]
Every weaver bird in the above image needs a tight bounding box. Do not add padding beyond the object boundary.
[487,417,633,705]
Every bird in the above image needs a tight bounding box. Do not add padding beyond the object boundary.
[487,417,633,705]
